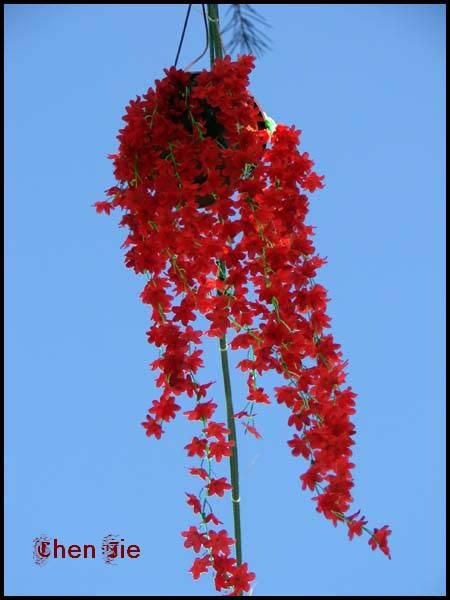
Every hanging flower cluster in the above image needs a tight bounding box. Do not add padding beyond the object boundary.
[95,55,391,595]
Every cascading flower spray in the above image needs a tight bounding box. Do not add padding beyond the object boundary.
[95,13,391,594]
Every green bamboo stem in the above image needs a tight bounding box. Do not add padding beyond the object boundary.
[207,4,216,65]
[207,4,223,61]
[219,331,243,567]
[208,3,243,569]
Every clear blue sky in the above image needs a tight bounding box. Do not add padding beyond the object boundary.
[5,4,445,596]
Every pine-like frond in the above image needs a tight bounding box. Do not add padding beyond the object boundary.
[222,4,271,57]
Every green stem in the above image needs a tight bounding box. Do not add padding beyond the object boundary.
[208,3,243,570]
[219,331,243,566]
[217,257,242,566]
[207,4,216,66]
[207,4,223,61]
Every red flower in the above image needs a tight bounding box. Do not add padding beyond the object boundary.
[369,525,392,559]
[230,332,254,350]
[213,555,237,592]
[172,296,197,325]
[288,434,311,459]
[203,421,230,439]
[190,556,211,580]
[181,526,208,553]
[346,510,368,541]
[207,477,232,497]
[303,171,325,192]
[141,415,162,439]
[185,436,207,458]
[149,395,180,422]
[248,386,271,404]
[206,529,235,556]
[300,467,323,491]
[204,512,223,526]
[189,467,209,480]
[208,439,235,462]
[275,386,299,409]
[186,493,202,515]
[234,410,250,419]
[228,562,256,595]
[93,201,113,215]
[184,400,217,421]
